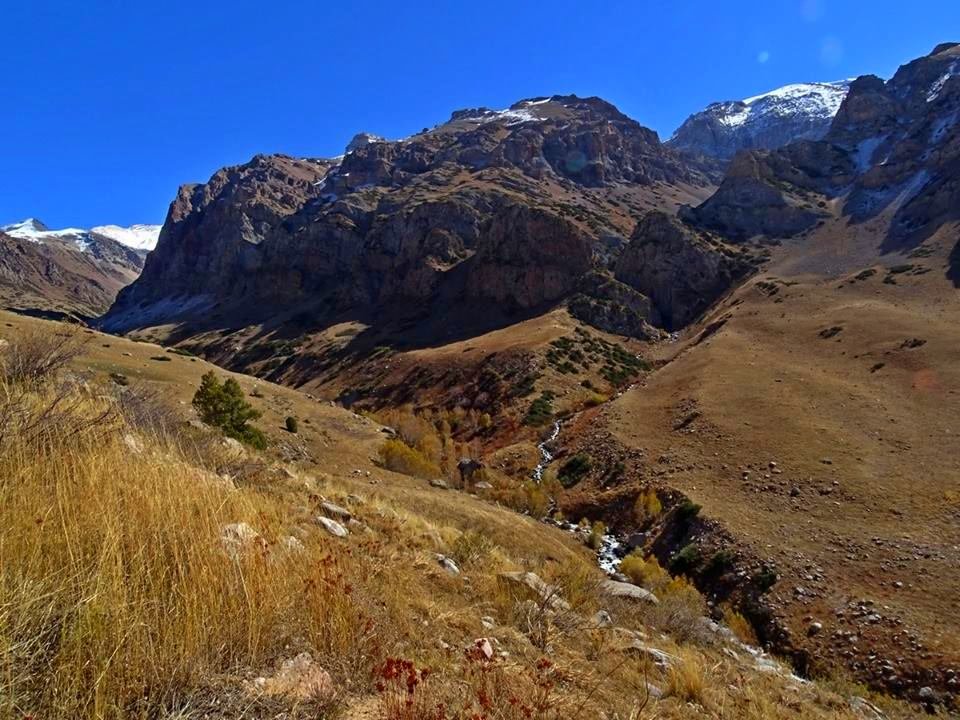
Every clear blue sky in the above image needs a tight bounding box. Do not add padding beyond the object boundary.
[1,0,956,228]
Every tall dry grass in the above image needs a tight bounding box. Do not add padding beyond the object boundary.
[0,378,381,718]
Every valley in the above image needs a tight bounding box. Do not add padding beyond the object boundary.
[3,34,959,719]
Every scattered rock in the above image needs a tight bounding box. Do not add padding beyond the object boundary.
[593,610,614,628]
[280,535,305,554]
[429,478,450,490]
[498,571,571,611]
[253,652,334,701]
[470,638,494,661]
[474,481,493,490]
[624,641,677,668]
[434,554,460,575]
[316,516,348,538]
[220,522,265,559]
[600,579,659,605]
[320,501,351,521]
[848,696,887,720]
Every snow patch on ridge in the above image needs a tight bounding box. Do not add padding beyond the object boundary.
[90,224,161,251]
[719,80,851,129]
[3,219,160,252]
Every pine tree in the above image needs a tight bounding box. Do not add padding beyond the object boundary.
[192,372,267,449]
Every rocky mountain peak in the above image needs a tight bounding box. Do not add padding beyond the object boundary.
[668,80,851,160]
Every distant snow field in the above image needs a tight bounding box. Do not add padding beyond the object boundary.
[2,218,160,252]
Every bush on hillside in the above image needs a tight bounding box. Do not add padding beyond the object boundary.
[285,415,299,433]
[192,371,267,450]
[0,328,85,388]
[378,439,441,478]
[558,453,592,487]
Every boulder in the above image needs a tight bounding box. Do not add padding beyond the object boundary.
[320,501,351,521]
[316,516,348,538]
[498,571,571,611]
[600,579,659,605]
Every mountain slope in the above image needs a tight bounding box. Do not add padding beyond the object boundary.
[0,219,151,318]
[102,95,725,348]
[0,308,923,720]
[668,81,851,160]
[560,42,960,705]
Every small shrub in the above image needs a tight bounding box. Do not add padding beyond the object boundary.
[149,355,172,362]
[191,371,267,449]
[285,415,298,433]
[705,549,735,576]
[584,392,608,408]
[645,577,711,645]
[620,551,669,589]
[723,604,759,645]
[634,487,662,522]
[666,650,706,702]
[753,566,779,592]
[0,328,85,387]
[586,520,606,550]
[378,439,440,479]
[557,454,592,487]
[670,543,701,574]
[675,499,701,522]
[449,530,496,568]
[523,391,555,426]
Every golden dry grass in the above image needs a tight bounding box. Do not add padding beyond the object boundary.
[0,318,924,720]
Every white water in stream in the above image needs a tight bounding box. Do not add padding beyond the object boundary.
[532,418,626,575]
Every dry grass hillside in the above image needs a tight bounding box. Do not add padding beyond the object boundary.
[570,220,960,703]
[0,310,922,719]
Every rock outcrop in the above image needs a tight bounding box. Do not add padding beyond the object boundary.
[103,95,715,343]
[614,211,760,329]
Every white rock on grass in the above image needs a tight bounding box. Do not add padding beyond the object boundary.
[434,554,460,575]
[498,571,571,611]
[220,522,265,559]
[600,579,659,605]
[253,652,334,700]
[316,516,348,538]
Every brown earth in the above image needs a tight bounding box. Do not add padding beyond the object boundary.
[558,218,960,700]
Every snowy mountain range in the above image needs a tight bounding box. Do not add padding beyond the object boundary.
[668,80,852,159]
[1,218,160,252]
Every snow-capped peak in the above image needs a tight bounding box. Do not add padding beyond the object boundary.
[668,80,854,158]
[2,219,161,252]
[720,80,852,128]
[90,224,161,251]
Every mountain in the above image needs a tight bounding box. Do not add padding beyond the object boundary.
[90,44,960,708]
[0,218,156,318]
[668,80,851,160]
[103,95,728,341]
[684,42,960,250]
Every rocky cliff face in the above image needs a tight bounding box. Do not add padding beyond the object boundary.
[104,96,718,340]
[668,81,851,160]
[614,211,761,329]
[680,43,960,247]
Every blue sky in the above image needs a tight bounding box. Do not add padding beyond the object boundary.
[1,0,957,228]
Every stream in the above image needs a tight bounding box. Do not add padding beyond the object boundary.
[530,396,808,687]
[532,417,627,575]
